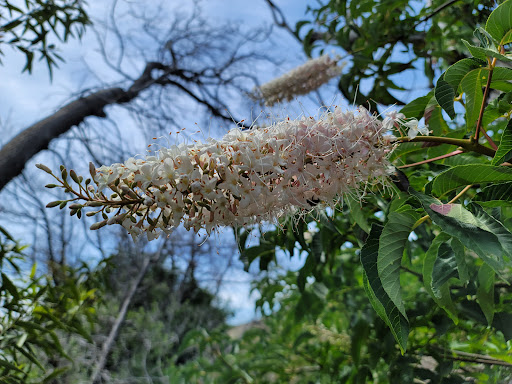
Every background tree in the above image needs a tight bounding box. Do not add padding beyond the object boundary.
[0,226,101,383]
[0,1,273,191]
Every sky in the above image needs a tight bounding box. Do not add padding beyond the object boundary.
[0,0,328,325]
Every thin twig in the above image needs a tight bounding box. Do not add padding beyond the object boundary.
[415,0,462,26]
[447,185,472,204]
[398,149,463,169]
[264,0,301,43]
[429,345,512,368]
[474,57,498,150]
[401,266,423,282]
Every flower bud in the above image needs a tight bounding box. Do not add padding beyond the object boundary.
[36,164,53,174]
[90,220,107,230]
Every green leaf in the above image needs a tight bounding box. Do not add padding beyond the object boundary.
[16,333,28,348]
[483,92,512,127]
[485,0,512,45]
[303,29,316,57]
[477,181,512,207]
[411,191,507,274]
[425,104,449,136]
[491,67,512,92]
[292,331,315,349]
[240,243,275,272]
[350,318,370,367]
[0,226,15,241]
[295,20,310,37]
[469,203,512,261]
[444,58,486,89]
[13,344,45,370]
[297,252,316,292]
[316,210,342,235]
[1,273,20,301]
[427,128,465,159]
[462,39,489,60]
[431,165,512,197]
[291,218,309,251]
[346,194,370,233]
[434,76,456,119]
[0,358,23,372]
[450,237,469,284]
[493,312,512,341]
[423,233,458,322]
[432,243,459,292]
[388,191,412,212]
[361,225,409,353]
[42,367,69,383]
[295,291,324,320]
[492,119,512,165]
[377,205,419,317]
[475,27,498,50]
[400,91,433,119]
[460,68,485,129]
[462,39,512,62]
[476,263,495,325]
[389,142,426,161]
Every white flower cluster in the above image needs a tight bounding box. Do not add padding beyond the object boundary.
[253,55,344,106]
[90,107,397,241]
[384,111,429,139]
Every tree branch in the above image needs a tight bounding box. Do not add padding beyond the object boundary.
[394,136,496,157]
[0,61,242,191]
[90,255,153,383]
[0,87,126,191]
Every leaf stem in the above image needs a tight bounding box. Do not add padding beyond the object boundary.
[447,184,472,204]
[400,266,423,281]
[474,56,498,150]
[412,185,472,230]
[397,149,463,169]
[412,215,429,230]
[394,136,495,157]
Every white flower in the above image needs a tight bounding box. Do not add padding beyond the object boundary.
[404,119,429,139]
[382,111,405,131]
[80,106,397,240]
[252,55,345,106]
[382,111,429,139]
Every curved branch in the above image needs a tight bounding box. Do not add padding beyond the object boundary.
[0,60,243,191]
[0,87,126,191]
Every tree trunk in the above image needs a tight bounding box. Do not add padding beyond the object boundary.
[90,256,152,383]
[0,62,168,191]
